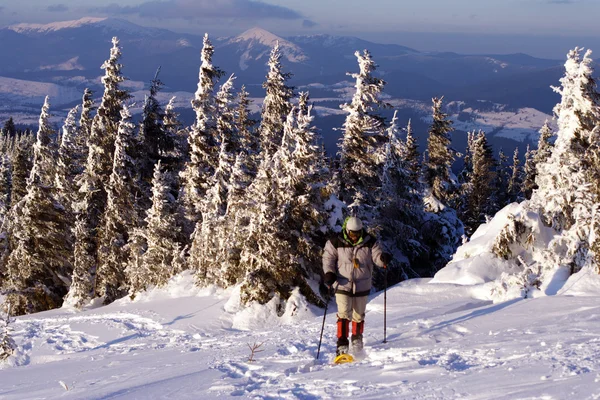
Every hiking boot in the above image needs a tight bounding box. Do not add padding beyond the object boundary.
[336,344,349,356]
[351,334,363,352]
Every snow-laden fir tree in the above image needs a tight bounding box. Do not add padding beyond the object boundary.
[424,97,456,208]
[161,96,188,175]
[180,34,223,237]
[189,75,238,285]
[54,106,79,217]
[462,131,496,236]
[338,50,388,218]
[138,68,175,186]
[279,96,330,301]
[4,97,73,314]
[96,106,141,304]
[531,48,600,234]
[378,110,427,282]
[127,161,182,296]
[494,148,511,209]
[9,134,33,208]
[507,147,522,203]
[259,42,294,161]
[77,88,95,165]
[69,39,130,307]
[236,85,259,172]
[485,48,600,279]
[0,155,11,224]
[404,119,421,188]
[522,145,536,200]
[534,121,554,169]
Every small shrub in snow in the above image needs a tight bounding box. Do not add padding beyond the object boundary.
[0,305,16,361]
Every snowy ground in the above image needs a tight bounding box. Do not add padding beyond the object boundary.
[2,272,600,399]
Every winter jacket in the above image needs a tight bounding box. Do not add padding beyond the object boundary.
[322,231,384,297]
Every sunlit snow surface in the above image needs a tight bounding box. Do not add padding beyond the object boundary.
[2,269,600,399]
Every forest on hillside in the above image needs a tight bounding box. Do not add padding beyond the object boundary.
[1,35,596,319]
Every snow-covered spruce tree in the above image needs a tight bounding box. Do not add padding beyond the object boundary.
[237,156,299,306]
[190,75,238,286]
[4,97,73,314]
[494,148,511,210]
[507,147,522,203]
[68,39,130,307]
[280,96,330,298]
[424,97,456,207]
[259,42,294,161]
[522,145,537,200]
[96,106,141,304]
[378,110,427,282]
[462,131,497,236]
[404,119,422,188]
[161,96,188,175]
[180,33,223,238]
[54,106,80,217]
[236,85,259,172]
[77,88,95,165]
[0,155,11,225]
[9,134,33,208]
[338,50,388,218]
[138,68,176,186]
[534,121,554,169]
[127,162,182,296]
[531,48,600,235]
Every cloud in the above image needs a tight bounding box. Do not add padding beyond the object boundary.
[302,19,318,28]
[91,0,304,21]
[47,4,69,12]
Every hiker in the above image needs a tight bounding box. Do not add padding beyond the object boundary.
[323,216,392,356]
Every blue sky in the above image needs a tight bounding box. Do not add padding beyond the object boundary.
[0,0,598,57]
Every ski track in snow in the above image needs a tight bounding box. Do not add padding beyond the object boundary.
[3,286,600,399]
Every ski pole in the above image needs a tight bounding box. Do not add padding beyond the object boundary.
[383,264,388,344]
[316,289,331,360]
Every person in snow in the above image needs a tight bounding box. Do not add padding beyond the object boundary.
[323,216,392,356]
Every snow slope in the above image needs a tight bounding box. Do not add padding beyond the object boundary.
[2,271,600,399]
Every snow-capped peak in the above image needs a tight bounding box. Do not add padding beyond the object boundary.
[229,27,287,47]
[8,17,107,34]
[227,27,308,70]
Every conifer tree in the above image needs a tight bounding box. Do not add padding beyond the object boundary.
[128,162,181,296]
[495,148,511,209]
[139,68,174,185]
[3,118,16,137]
[424,97,455,207]
[0,305,16,361]
[507,147,522,202]
[404,119,421,188]
[462,131,496,235]
[339,50,388,214]
[162,96,187,174]
[180,34,223,236]
[534,121,554,167]
[379,111,427,281]
[96,106,140,304]
[77,88,95,165]
[9,135,33,208]
[55,106,79,216]
[69,38,130,307]
[4,97,72,314]
[530,47,600,274]
[259,42,294,160]
[522,145,537,200]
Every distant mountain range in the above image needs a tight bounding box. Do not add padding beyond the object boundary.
[0,17,570,109]
[0,16,586,157]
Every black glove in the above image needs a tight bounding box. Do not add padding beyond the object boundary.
[381,253,392,265]
[324,272,337,289]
